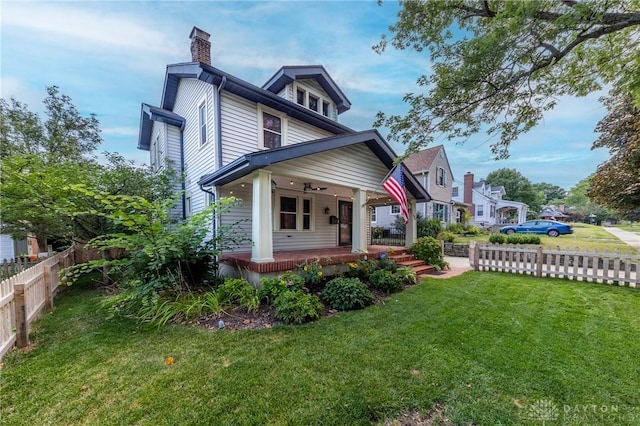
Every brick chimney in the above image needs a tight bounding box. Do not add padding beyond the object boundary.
[189,27,211,65]
[464,172,475,216]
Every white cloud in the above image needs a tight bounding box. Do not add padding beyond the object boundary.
[101,127,139,137]
[1,3,181,55]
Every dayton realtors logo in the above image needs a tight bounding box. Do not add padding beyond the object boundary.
[523,399,560,425]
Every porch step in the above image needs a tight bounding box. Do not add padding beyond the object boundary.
[388,254,436,278]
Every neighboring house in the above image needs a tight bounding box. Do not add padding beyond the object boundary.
[137,27,431,281]
[0,233,29,261]
[451,172,528,226]
[372,145,454,228]
[539,206,569,221]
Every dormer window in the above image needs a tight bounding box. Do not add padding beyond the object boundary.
[294,83,332,117]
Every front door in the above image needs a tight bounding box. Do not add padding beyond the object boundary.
[338,200,352,246]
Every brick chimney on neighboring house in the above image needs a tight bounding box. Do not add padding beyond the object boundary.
[464,172,475,216]
[190,27,211,65]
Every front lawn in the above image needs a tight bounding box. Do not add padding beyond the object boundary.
[456,223,637,254]
[2,272,639,425]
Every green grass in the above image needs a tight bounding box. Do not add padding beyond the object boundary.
[616,222,640,235]
[456,223,637,254]
[2,273,640,425]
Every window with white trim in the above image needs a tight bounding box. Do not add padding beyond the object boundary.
[185,196,192,217]
[436,167,446,187]
[371,207,377,223]
[390,205,400,215]
[452,186,459,197]
[258,106,285,149]
[294,83,332,118]
[477,205,484,217]
[490,205,496,218]
[276,194,313,231]
[198,102,207,146]
[433,203,449,221]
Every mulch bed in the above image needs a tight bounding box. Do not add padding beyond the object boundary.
[195,288,400,331]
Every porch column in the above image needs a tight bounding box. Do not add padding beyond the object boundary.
[251,169,274,263]
[352,189,367,253]
[406,199,417,247]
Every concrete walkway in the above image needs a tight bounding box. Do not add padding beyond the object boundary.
[604,227,640,250]
[425,256,472,279]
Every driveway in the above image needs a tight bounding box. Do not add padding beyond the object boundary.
[604,227,640,250]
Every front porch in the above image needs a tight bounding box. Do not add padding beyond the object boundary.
[220,245,403,274]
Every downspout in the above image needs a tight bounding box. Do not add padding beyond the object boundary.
[179,123,186,220]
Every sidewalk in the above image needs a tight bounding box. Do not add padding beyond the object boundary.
[603,227,640,250]
[426,256,472,279]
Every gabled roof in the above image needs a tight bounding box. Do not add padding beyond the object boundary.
[198,129,431,202]
[262,65,351,114]
[138,104,186,150]
[137,62,355,151]
[403,145,443,174]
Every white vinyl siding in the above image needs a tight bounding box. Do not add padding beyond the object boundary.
[220,92,258,165]
[172,78,216,216]
[218,186,337,253]
[268,144,389,192]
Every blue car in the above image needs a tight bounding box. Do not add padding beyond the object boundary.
[500,220,573,237]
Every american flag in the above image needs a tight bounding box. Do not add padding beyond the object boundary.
[383,164,409,224]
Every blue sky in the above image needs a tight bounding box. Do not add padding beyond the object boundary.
[1,0,611,190]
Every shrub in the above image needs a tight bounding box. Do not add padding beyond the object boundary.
[418,218,443,238]
[216,278,259,313]
[378,256,398,272]
[345,259,380,280]
[395,267,417,286]
[506,234,541,245]
[298,258,324,287]
[371,226,384,239]
[437,231,456,242]
[368,269,403,293]
[464,225,481,235]
[273,290,323,324]
[322,277,374,311]
[447,223,465,234]
[409,236,447,269]
[489,233,506,244]
[259,272,305,305]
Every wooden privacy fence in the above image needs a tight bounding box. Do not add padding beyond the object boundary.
[0,246,84,360]
[469,241,639,287]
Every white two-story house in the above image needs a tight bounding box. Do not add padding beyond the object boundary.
[372,145,454,228]
[451,172,528,226]
[137,27,431,282]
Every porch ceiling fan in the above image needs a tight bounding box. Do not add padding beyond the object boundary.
[303,182,327,192]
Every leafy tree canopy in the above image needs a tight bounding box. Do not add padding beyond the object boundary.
[375,0,640,158]
[532,182,567,205]
[485,168,543,216]
[565,175,613,222]
[0,87,177,250]
[0,86,101,163]
[588,95,640,220]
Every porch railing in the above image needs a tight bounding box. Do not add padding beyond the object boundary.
[371,226,406,246]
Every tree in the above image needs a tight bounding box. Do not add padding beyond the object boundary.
[588,95,640,220]
[532,182,567,205]
[565,176,613,223]
[0,88,177,250]
[374,1,640,158]
[485,168,543,216]
[0,86,101,163]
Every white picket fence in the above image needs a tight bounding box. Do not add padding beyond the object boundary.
[0,247,75,360]
[469,241,639,287]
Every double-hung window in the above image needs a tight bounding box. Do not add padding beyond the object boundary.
[198,102,207,146]
[259,106,285,149]
[391,205,400,215]
[277,194,313,231]
[436,167,446,187]
[477,205,484,217]
[371,207,377,223]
